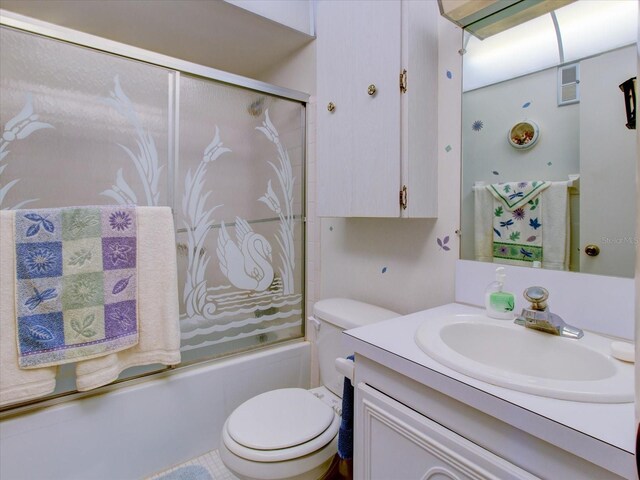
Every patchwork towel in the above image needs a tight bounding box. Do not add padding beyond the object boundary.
[337,354,355,460]
[487,180,549,210]
[74,206,181,391]
[0,207,180,405]
[14,206,139,368]
[488,181,549,266]
[0,211,57,406]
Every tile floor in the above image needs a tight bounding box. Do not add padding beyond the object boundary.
[147,449,239,480]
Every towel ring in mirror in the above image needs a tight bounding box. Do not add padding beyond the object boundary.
[508,121,539,149]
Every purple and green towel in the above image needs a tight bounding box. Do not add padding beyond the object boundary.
[14,206,138,368]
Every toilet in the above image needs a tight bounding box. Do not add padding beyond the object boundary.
[219,298,399,480]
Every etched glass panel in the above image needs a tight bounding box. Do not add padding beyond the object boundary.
[0,25,305,408]
[0,27,170,210]
[177,74,304,362]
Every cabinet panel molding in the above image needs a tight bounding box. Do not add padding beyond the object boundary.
[356,383,536,480]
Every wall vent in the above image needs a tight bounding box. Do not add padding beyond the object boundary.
[558,63,580,106]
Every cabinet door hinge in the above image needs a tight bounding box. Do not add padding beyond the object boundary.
[400,69,407,93]
[400,185,408,210]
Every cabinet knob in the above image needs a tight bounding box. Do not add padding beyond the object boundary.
[327,102,336,113]
[367,84,377,96]
[584,244,600,257]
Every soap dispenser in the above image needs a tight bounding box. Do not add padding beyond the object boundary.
[485,267,515,319]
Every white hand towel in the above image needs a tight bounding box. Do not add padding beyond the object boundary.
[473,185,493,262]
[541,181,570,271]
[75,207,180,391]
[0,210,57,406]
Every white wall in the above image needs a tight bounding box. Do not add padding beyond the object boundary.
[318,16,463,316]
[225,0,314,36]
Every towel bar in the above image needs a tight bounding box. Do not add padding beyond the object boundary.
[473,174,579,189]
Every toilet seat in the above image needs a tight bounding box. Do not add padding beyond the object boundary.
[223,388,340,463]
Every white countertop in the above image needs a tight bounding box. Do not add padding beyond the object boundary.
[343,303,635,476]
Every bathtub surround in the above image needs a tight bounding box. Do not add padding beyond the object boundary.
[0,207,181,405]
[0,342,310,479]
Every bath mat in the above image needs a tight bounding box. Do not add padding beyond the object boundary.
[157,465,213,480]
[14,206,138,368]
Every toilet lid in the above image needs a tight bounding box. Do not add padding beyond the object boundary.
[227,388,336,450]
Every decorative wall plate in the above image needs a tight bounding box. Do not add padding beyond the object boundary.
[508,120,539,149]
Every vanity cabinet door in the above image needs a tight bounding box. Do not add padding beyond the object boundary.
[316,0,438,218]
[354,383,536,480]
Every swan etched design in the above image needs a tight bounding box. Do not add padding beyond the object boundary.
[216,217,274,292]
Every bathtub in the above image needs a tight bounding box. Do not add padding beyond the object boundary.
[0,341,311,480]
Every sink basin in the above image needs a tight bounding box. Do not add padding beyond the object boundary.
[415,314,634,403]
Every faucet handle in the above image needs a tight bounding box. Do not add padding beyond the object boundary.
[523,286,548,311]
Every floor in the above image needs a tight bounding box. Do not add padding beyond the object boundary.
[146,449,239,480]
[147,449,352,480]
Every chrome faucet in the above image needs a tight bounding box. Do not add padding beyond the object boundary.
[514,286,584,339]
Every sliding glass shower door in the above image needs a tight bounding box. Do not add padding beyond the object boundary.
[176,75,305,362]
[0,25,305,406]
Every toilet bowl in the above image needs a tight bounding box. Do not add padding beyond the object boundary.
[219,298,399,480]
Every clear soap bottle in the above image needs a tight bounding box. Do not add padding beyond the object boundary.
[484,267,515,319]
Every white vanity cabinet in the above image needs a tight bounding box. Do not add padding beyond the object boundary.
[357,383,536,480]
[316,0,438,218]
[351,354,632,480]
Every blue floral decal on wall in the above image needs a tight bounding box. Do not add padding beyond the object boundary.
[472,120,484,131]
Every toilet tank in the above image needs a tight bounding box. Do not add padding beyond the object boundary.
[313,298,399,397]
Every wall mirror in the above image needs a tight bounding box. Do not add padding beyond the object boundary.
[460,0,637,278]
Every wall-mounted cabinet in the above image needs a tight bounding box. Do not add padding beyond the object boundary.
[316,0,438,218]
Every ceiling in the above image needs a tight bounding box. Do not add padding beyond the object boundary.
[463,0,638,91]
